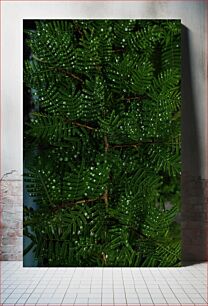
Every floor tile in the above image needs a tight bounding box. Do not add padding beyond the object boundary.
[89,298,102,303]
[62,296,77,303]
[26,297,40,303]
[102,297,114,302]
[164,297,180,303]
[3,299,18,304]
[188,294,207,303]
[0,261,207,306]
[126,297,140,303]
[126,293,138,298]
[114,298,127,303]
[75,297,89,304]
[139,298,153,303]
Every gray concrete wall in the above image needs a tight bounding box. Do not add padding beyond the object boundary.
[1,1,207,263]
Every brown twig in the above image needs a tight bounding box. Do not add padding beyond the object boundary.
[104,135,109,153]
[64,118,97,131]
[72,121,96,131]
[52,197,99,212]
[65,71,83,83]
[111,143,140,148]
[31,54,83,83]
[57,68,84,83]
[112,48,125,52]
[111,140,179,148]
[52,192,111,212]
[103,189,109,208]
[73,198,98,205]
[121,96,144,101]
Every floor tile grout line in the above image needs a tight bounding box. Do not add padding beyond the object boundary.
[175,279,202,304]
[148,268,170,304]
[1,281,20,303]
[130,267,141,304]
[158,269,193,302]
[193,286,208,301]
[139,269,154,305]
[113,268,121,305]
[21,267,50,304]
[62,267,77,304]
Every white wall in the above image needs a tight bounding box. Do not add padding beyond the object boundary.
[1,1,207,179]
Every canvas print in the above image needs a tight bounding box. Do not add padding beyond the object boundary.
[23,19,181,267]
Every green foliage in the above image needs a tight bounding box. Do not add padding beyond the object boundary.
[24,19,181,267]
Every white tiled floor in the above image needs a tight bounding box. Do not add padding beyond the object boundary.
[0,261,207,305]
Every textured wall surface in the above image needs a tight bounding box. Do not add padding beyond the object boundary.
[0,1,207,263]
[181,175,208,263]
[0,179,23,260]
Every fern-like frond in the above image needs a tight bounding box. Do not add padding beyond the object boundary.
[131,59,154,94]
[26,113,89,146]
[24,19,181,267]
[24,160,61,207]
[26,21,76,69]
